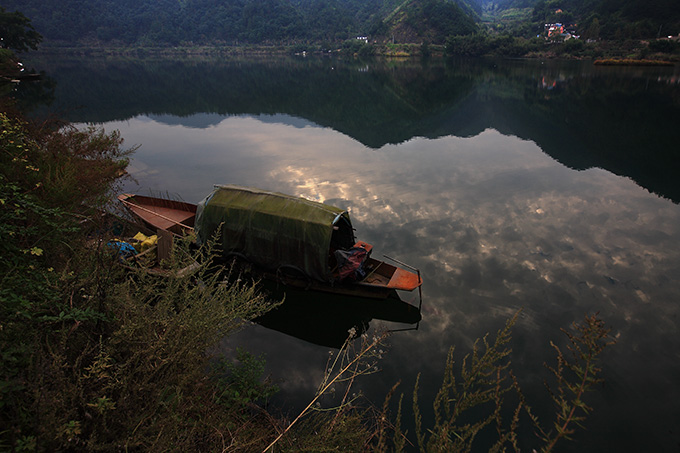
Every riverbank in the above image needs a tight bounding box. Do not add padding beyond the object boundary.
[30,39,680,64]
[594,58,676,66]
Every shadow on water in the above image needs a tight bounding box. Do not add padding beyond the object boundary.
[253,279,422,349]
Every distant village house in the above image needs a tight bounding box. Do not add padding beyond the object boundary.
[544,22,579,40]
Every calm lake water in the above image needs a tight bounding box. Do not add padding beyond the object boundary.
[22,54,680,451]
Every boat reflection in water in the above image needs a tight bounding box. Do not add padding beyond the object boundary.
[252,280,422,349]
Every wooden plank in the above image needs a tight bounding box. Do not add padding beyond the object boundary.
[157,229,174,262]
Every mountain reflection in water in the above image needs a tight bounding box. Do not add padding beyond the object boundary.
[21,54,680,452]
[25,54,680,203]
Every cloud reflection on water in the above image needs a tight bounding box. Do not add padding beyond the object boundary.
[112,113,680,450]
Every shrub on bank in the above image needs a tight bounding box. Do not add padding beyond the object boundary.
[0,108,277,450]
[445,34,543,57]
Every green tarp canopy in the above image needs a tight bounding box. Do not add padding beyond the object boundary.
[195,185,356,282]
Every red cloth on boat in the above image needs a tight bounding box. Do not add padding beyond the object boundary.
[334,247,368,281]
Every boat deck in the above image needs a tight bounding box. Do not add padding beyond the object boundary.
[360,258,422,291]
[118,193,196,235]
[128,205,194,231]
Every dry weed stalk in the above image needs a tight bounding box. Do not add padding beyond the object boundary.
[401,312,613,452]
[528,313,615,451]
[263,330,388,452]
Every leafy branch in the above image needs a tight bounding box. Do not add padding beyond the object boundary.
[529,313,615,451]
[402,312,614,452]
[410,312,520,452]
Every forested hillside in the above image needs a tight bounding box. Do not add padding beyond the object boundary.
[1,0,479,46]
[529,0,680,39]
[371,0,478,44]
[2,0,679,49]
[486,0,680,39]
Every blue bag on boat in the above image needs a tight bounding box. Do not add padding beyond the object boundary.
[107,240,138,261]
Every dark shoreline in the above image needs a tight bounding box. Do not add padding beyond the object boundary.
[28,42,680,64]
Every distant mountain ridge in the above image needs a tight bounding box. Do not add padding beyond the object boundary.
[3,0,679,46]
[30,56,680,203]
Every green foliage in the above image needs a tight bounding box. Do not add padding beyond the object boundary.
[551,37,589,56]
[370,0,479,45]
[648,38,680,54]
[254,312,613,452]
[358,43,376,57]
[282,410,373,452]
[420,40,432,58]
[0,113,76,373]
[0,7,42,52]
[446,34,490,56]
[2,0,376,46]
[405,0,478,40]
[0,48,21,77]
[213,348,279,408]
[446,33,542,57]
[0,109,132,449]
[528,0,680,40]
[408,313,520,451]
[342,38,372,54]
[4,0,680,51]
[1,0,479,47]
[79,244,275,450]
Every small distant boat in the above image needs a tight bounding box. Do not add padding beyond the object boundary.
[119,186,423,300]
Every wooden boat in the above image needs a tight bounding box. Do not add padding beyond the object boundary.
[119,186,422,300]
[118,193,196,236]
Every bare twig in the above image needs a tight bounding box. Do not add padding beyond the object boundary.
[262,332,387,452]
